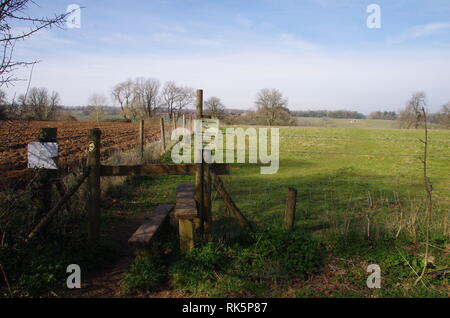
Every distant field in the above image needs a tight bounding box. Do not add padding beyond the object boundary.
[295,117,399,129]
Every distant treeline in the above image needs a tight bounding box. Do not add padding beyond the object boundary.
[367,111,397,120]
[291,110,366,119]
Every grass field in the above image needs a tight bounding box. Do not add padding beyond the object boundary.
[294,117,445,130]
[295,117,398,129]
[5,124,447,297]
[114,125,449,297]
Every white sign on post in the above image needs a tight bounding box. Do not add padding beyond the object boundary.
[27,142,59,169]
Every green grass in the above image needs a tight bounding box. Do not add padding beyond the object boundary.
[293,117,445,130]
[295,117,398,129]
[120,125,449,297]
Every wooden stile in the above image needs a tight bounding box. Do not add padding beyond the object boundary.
[128,204,174,247]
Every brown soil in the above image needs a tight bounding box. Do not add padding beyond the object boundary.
[0,120,163,188]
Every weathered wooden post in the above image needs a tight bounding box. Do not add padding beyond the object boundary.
[203,150,212,240]
[160,117,166,153]
[87,128,101,244]
[194,89,204,236]
[183,114,186,129]
[33,128,57,219]
[284,188,297,232]
[139,120,144,160]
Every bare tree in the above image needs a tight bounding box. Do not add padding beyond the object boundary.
[88,93,108,122]
[205,96,226,119]
[133,77,160,119]
[398,92,427,129]
[254,88,293,126]
[112,80,135,120]
[436,102,450,129]
[0,1,71,86]
[17,87,59,120]
[161,81,194,120]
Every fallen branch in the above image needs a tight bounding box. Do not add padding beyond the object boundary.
[26,168,90,242]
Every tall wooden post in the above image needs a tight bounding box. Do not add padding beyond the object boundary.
[194,89,204,236]
[183,114,186,129]
[87,128,101,244]
[139,120,144,160]
[33,128,57,220]
[203,150,212,240]
[284,188,297,232]
[160,117,166,152]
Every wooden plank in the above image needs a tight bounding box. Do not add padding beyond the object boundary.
[177,183,195,192]
[128,204,174,247]
[100,164,196,176]
[175,183,198,219]
[100,163,229,177]
[175,197,198,219]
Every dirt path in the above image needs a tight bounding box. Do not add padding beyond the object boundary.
[61,215,144,298]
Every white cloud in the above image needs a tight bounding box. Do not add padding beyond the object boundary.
[389,22,450,44]
[408,22,450,38]
[279,33,319,51]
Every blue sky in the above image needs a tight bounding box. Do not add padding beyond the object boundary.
[6,0,450,113]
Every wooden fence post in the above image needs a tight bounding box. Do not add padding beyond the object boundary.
[139,120,144,160]
[183,114,186,129]
[179,219,195,252]
[203,150,212,240]
[160,117,166,153]
[194,89,204,237]
[33,128,57,220]
[87,128,101,244]
[284,188,297,232]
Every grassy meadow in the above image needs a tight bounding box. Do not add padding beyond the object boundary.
[6,122,447,297]
[114,124,449,297]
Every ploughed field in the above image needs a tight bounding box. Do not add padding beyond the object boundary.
[0,120,161,188]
